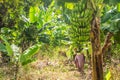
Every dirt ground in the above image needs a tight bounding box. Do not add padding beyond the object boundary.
[18,58,92,80]
[0,54,120,80]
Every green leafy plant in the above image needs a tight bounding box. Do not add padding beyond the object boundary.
[0,35,41,65]
[29,6,40,23]
[105,69,111,80]
[20,43,41,65]
[0,43,7,52]
[0,35,41,79]
[0,36,13,57]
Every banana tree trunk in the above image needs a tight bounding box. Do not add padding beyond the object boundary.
[90,17,103,80]
[90,16,113,80]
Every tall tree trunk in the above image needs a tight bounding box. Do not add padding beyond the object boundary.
[90,17,103,80]
[90,15,113,80]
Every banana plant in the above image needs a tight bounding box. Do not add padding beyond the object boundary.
[101,4,120,44]
[0,35,41,65]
